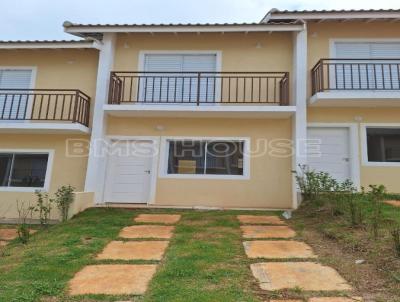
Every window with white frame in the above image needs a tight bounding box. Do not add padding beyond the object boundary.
[0,153,49,188]
[166,139,245,176]
[366,128,400,162]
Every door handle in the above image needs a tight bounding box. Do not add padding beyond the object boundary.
[343,158,350,162]
[144,170,151,174]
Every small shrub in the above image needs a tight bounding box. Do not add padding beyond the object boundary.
[368,184,387,240]
[16,200,33,244]
[54,185,75,221]
[33,190,53,227]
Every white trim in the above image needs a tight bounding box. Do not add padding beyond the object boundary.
[307,123,361,190]
[268,12,400,21]
[0,42,98,50]
[0,149,54,192]
[360,123,400,167]
[158,136,250,180]
[104,136,160,204]
[0,122,90,134]
[65,24,305,35]
[329,38,400,58]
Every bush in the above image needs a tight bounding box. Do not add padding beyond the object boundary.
[368,184,387,240]
[33,191,53,227]
[54,185,75,222]
[16,200,33,244]
[390,226,400,258]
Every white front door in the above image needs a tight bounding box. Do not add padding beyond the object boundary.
[104,140,154,203]
[307,127,352,183]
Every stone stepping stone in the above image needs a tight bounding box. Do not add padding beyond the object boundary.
[97,241,169,260]
[309,298,362,302]
[119,225,174,239]
[250,262,352,291]
[0,228,36,241]
[243,240,317,259]
[134,214,181,224]
[384,200,400,207]
[238,215,285,225]
[68,264,157,295]
[241,225,296,239]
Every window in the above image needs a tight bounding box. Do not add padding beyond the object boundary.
[366,128,400,162]
[0,153,49,188]
[166,140,245,177]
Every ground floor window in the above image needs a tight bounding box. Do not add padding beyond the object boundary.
[166,139,245,176]
[0,153,49,188]
[366,127,400,162]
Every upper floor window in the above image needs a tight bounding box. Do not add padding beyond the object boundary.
[140,53,217,103]
[0,152,49,188]
[0,68,34,119]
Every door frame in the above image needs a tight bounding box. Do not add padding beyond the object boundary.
[307,123,361,190]
[103,136,160,204]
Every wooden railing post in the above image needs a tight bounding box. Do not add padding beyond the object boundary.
[196,72,201,106]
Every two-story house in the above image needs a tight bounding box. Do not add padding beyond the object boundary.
[1,9,400,220]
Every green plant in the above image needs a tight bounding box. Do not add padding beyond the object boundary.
[54,185,75,221]
[33,190,53,227]
[16,200,33,244]
[368,184,387,240]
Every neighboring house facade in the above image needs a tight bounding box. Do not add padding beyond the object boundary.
[1,9,400,220]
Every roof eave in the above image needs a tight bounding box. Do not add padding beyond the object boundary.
[0,41,100,50]
[267,11,400,21]
[64,23,305,36]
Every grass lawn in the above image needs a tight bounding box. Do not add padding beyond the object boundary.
[0,208,272,302]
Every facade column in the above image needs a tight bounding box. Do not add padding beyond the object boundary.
[84,33,116,203]
[291,26,308,209]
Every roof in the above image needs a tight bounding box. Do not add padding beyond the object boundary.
[262,8,400,23]
[63,20,304,39]
[0,39,99,49]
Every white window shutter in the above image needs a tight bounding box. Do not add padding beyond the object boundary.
[0,69,32,120]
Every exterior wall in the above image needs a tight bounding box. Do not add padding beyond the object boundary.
[308,107,400,193]
[0,134,89,220]
[307,21,400,98]
[106,117,293,209]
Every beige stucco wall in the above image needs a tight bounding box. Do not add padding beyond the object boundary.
[308,108,400,193]
[0,134,89,220]
[107,117,293,209]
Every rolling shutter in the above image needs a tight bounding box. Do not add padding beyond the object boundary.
[334,42,400,90]
[142,54,217,103]
[0,69,33,119]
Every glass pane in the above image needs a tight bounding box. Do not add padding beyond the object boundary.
[9,154,48,187]
[367,128,400,162]
[167,141,205,174]
[0,154,13,186]
[206,141,244,175]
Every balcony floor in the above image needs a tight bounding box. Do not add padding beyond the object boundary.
[104,104,296,119]
[310,91,400,107]
[0,122,90,134]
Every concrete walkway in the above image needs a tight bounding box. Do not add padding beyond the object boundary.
[68,214,181,296]
[238,215,362,302]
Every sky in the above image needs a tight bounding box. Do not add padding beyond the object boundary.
[1,0,400,41]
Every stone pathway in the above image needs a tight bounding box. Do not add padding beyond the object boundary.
[238,215,362,302]
[384,200,400,208]
[68,214,181,297]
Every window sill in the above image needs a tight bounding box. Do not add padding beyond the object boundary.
[159,174,250,180]
[0,187,46,192]
[363,162,400,167]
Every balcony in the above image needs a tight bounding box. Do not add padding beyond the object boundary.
[311,59,400,107]
[0,89,90,133]
[104,71,295,119]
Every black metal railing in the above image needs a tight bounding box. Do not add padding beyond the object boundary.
[0,89,90,126]
[109,71,289,105]
[312,58,400,94]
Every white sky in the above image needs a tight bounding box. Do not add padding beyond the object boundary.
[1,0,400,40]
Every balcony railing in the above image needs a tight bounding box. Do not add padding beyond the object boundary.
[109,71,289,106]
[312,59,400,94]
[0,89,90,127]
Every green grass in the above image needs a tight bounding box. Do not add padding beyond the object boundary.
[0,208,275,302]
